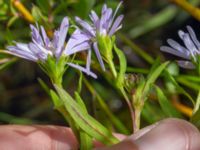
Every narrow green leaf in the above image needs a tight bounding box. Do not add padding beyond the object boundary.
[80,131,93,150]
[114,45,127,88]
[164,71,194,105]
[191,107,200,129]
[75,92,93,150]
[55,85,119,145]
[50,90,63,108]
[143,61,169,96]
[155,86,182,118]
[37,78,50,95]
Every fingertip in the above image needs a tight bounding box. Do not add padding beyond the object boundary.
[0,125,78,150]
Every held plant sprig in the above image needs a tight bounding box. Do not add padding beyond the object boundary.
[5,16,120,149]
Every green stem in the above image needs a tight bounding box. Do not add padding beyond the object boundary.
[120,88,136,133]
[108,59,117,78]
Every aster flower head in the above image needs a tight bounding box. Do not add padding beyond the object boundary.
[66,2,124,73]
[6,17,97,81]
[160,26,200,69]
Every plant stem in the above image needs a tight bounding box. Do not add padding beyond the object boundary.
[108,59,117,78]
[120,88,137,133]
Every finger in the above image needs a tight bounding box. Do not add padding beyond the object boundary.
[0,125,78,150]
[96,118,200,150]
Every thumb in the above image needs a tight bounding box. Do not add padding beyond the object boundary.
[96,118,200,150]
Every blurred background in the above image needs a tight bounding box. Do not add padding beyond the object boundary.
[0,0,199,133]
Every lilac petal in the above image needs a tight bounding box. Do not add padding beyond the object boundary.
[15,43,32,53]
[186,26,200,49]
[64,29,90,55]
[178,31,199,54]
[108,14,124,36]
[67,63,97,78]
[28,43,47,60]
[55,17,69,58]
[53,30,59,49]
[30,24,44,46]
[100,8,113,31]
[93,42,105,71]
[32,39,52,56]
[160,46,190,59]
[40,26,50,47]
[167,39,188,53]
[7,46,38,61]
[86,49,92,71]
[89,10,99,24]
[177,60,195,69]
[65,41,90,55]
[75,17,95,37]
[112,1,123,22]
[102,4,108,15]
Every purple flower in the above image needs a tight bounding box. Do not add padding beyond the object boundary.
[160,26,200,69]
[6,17,97,78]
[66,2,124,72]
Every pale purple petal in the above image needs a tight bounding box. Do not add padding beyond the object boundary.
[89,10,99,24]
[32,39,52,56]
[86,49,92,71]
[177,60,195,69]
[55,17,69,58]
[178,31,199,54]
[75,17,95,37]
[14,43,32,53]
[64,29,90,55]
[40,26,50,47]
[167,39,189,53]
[67,63,97,78]
[28,43,48,60]
[52,30,59,49]
[186,26,200,49]
[65,41,90,55]
[108,15,124,36]
[30,24,44,46]
[93,42,105,71]
[160,46,190,59]
[7,46,38,61]
[112,1,123,23]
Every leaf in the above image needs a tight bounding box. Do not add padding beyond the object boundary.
[50,90,63,108]
[74,92,93,150]
[191,107,200,129]
[114,45,127,89]
[54,85,119,145]
[155,86,182,118]
[37,78,50,95]
[143,61,170,96]
[36,0,50,14]
[164,71,194,105]
[73,0,95,18]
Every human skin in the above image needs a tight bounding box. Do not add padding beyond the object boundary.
[0,118,200,150]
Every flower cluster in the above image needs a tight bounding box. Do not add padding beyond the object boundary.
[160,26,200,69]
[6,3,123,79]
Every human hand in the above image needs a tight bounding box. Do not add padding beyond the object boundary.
[0,118,200,150]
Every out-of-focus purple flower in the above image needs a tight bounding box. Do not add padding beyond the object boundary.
[6,17,97,78]
[160,26,200,69]
[66,2,124,72]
